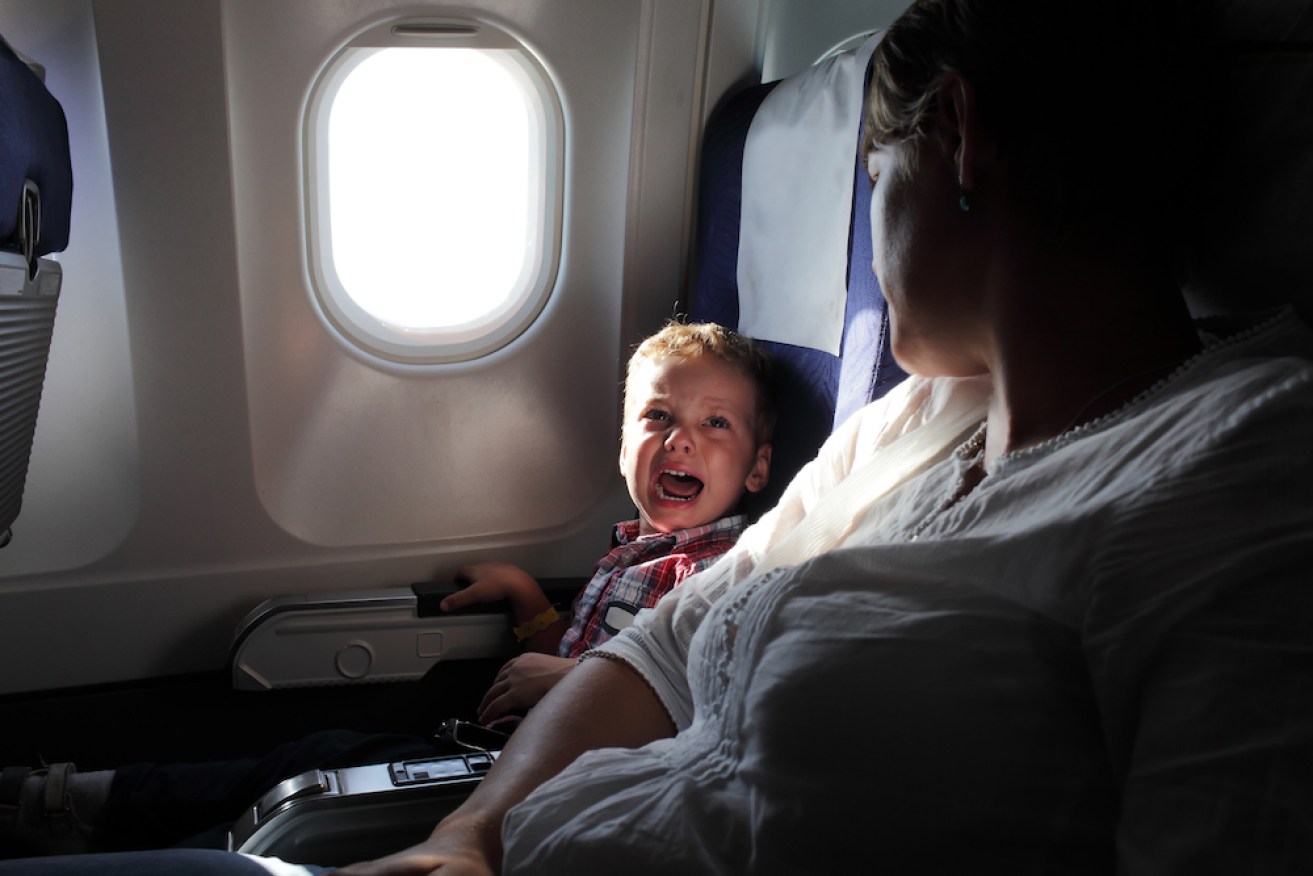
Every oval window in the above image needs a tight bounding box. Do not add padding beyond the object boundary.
[305,22,563,363]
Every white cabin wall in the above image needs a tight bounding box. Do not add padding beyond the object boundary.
[762,0,913,80]
[224,0,641,548]
[0,0,723,695]
[0,0,916,697]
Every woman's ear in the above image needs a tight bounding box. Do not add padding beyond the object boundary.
[744,443,772,494]
[933,73,987,193]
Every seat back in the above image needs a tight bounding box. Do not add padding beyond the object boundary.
[689,34,905,518]
[0,34,72,547]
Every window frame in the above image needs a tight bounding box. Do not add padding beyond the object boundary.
[303,19,564,366]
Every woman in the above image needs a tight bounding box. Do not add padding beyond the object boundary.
[5,0,1312,873]
[330,1,1313,873]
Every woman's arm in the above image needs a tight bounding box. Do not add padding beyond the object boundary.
[332,655,675,875]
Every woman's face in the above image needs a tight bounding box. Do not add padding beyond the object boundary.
[867,137,986,377]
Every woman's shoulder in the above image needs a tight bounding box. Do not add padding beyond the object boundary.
[990,309,1311,507]
[1169,308,1313,434]
[1084,310,1313,522]
[1192,307,1313,376]
[845,373,992,465]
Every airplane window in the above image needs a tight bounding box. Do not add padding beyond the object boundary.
[306,30,562,364]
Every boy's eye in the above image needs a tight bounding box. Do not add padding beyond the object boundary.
[643,409,669,423]
[706,416,730,429]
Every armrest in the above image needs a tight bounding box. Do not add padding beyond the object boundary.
[229,579,585,691]
[228,750,497,864]
[229,584,512,691]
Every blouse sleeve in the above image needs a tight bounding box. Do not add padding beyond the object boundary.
[1083,367,1313,874]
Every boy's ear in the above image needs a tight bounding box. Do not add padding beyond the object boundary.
[743,443,772,494]
[618,438,628,475]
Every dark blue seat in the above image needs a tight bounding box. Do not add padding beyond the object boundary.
[0,34,72,264]
[0,33,73,546]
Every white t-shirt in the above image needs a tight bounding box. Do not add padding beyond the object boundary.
[503,310,1313,874]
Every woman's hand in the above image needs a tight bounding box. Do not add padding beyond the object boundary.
[329,845,489,876]
[330,814,500,876]
[479,653,575,723]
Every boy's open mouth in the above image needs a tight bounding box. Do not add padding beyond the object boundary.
[656,469,704,502]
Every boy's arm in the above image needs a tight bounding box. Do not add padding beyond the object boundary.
[333,655,674,875]
[442,561,567,654]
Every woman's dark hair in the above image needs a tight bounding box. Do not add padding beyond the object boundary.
[865,0,1201,252]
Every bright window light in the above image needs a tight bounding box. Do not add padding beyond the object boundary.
[306,35,562,364]
[330,49,528,327]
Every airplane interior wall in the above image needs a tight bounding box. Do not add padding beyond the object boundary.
[0,0,907,764]
[760,0,908,79]
[0,0,736,698]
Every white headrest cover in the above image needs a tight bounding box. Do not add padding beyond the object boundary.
[736,34,880,355]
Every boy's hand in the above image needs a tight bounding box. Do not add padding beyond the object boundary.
[442,562,538,612]
[479,653,576,723]
[445,561,565,655]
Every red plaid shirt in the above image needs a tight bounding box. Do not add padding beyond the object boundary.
[557,515,746,659]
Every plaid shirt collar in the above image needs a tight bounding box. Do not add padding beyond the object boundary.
[608,513,747,556]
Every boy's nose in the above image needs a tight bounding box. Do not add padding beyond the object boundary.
[663,425,694,453]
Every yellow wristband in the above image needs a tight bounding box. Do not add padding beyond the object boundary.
[512,606,560,642]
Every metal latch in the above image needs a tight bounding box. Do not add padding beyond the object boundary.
[18,180,40,280]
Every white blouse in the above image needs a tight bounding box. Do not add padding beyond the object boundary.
[503,310,1313,875]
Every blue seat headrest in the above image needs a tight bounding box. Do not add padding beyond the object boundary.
[0,35,73,259]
